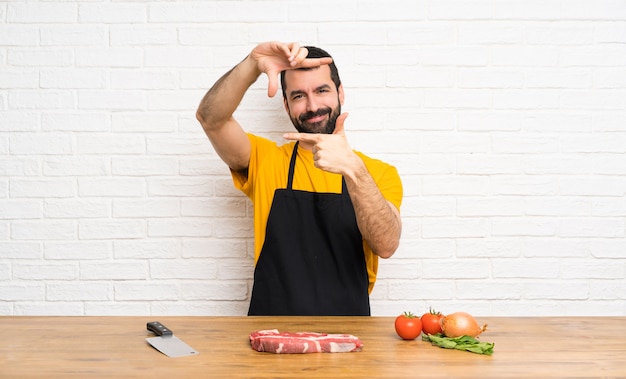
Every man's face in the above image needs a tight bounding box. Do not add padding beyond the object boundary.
[283,65,344,134]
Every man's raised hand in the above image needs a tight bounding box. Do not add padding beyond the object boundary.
[250,41,333,97]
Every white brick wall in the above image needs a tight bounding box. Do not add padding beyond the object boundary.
[1,0,625,317]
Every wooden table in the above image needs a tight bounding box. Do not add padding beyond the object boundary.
[1,316,625,378]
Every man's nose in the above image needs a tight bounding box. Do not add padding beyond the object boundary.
[305,96,319,112]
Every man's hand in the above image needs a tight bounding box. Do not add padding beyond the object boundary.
[249,41,333,97]
[283,113,362,176]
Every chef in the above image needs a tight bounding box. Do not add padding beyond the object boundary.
[195,41,403,316]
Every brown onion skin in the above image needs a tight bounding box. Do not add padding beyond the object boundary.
[440,312,487,338]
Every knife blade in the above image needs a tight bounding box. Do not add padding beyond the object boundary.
[146,321,199,358]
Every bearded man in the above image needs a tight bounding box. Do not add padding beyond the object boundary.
[196,41,403,316]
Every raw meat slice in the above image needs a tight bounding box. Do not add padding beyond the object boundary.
[249,329,363,354]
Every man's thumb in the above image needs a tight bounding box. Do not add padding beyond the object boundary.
[333,113,349,134]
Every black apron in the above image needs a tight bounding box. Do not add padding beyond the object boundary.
[248,142,371,316]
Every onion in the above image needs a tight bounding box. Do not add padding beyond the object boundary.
[440,312,487,338]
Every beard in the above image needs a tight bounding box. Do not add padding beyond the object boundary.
[290,103,341,135]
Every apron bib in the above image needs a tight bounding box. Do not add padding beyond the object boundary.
[248,142,371,316]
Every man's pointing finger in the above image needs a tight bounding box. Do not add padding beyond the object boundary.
[283,132,320,142]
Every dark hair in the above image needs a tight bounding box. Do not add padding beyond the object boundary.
[280,46,341,100]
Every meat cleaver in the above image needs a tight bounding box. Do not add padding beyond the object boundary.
[146,321,199,358]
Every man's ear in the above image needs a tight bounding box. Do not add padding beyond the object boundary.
[338,84,345,105]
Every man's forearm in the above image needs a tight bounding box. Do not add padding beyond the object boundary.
[196,56,260,172]
[344,164,401,258]
[196,56,260,131]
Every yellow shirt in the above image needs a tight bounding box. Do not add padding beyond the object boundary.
[231,134,403,293]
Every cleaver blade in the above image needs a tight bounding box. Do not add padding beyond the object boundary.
[146,321,199,358]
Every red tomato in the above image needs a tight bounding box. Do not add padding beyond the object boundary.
[421,308,444,335]
[394,312,422,340]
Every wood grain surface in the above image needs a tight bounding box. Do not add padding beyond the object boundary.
[1,316,625,378]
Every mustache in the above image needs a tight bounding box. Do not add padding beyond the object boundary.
[299,108,331,122]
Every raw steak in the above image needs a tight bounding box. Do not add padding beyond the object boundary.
[249,329,363,354]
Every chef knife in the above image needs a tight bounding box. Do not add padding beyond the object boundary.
[146,321,199,358]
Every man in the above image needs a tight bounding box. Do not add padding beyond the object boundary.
[196,41,402,316]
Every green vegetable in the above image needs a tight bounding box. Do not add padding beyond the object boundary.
[422,333,494,355]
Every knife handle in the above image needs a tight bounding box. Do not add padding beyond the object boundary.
[147,321,173,336]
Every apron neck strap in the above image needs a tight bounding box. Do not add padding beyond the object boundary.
[287,142,299,190]
[287,141,347,194]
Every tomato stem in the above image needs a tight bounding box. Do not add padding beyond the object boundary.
[429,307,442,316]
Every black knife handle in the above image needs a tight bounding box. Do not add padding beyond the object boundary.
[147,321,173,336]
